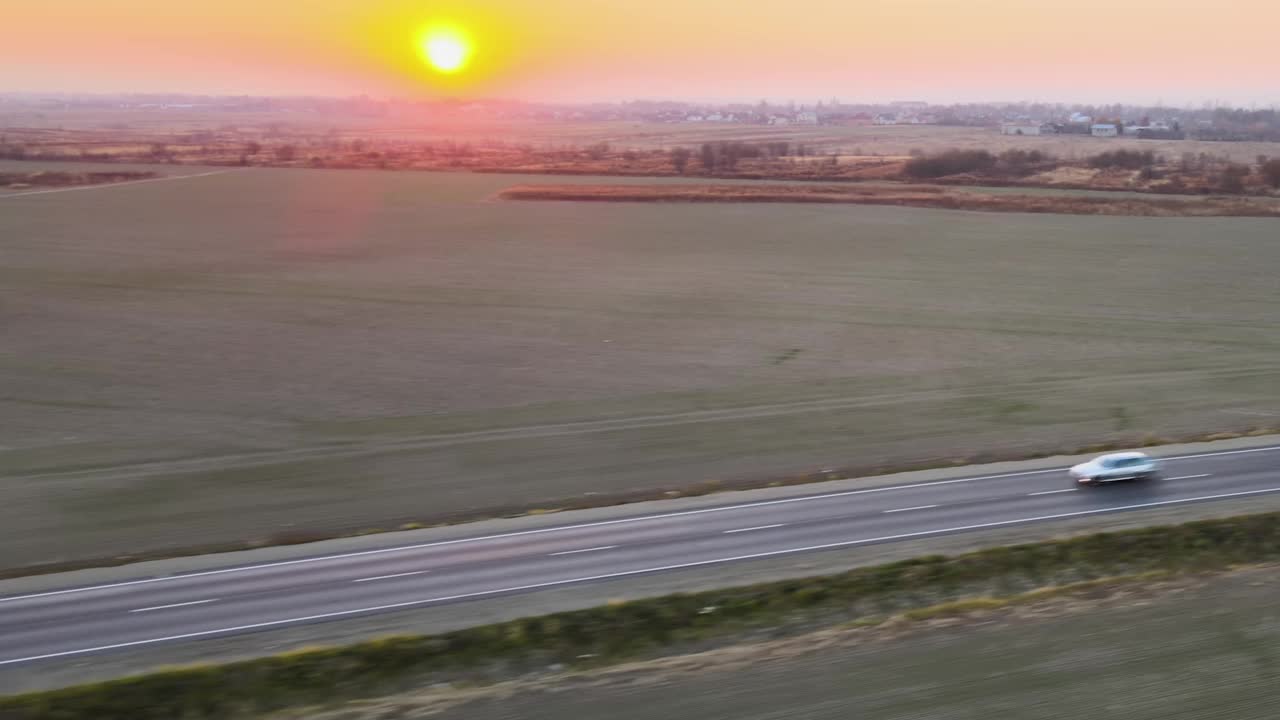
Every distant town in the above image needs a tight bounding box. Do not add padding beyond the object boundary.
[3,92,1279,143]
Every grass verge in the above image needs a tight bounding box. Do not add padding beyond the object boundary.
[5,512,1280,720]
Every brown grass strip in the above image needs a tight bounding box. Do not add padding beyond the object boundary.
[499,183,1280,217]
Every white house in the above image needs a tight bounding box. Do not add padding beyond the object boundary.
[873,113,898,125]
[1091,123,1119,137]
[796,111,819,125]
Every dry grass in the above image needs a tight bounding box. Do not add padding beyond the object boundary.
[499,182,1280,217]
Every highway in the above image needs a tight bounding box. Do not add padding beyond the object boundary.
[1,444,1277,667]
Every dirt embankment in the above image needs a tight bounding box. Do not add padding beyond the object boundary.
[499,182,1280,217]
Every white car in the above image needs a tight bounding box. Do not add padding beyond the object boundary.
[1069,451,1161,487]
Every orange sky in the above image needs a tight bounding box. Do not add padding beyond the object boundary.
[3,0,1277,104]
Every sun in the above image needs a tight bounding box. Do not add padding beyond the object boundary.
[420,27,472,74]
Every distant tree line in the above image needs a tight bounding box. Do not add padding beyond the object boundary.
[666,141,802,173]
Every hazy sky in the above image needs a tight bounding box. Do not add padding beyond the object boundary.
[4,0,1278,105]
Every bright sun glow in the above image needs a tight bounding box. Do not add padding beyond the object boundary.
[420,28,472,74]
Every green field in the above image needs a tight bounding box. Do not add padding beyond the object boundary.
[3,159,1280,571]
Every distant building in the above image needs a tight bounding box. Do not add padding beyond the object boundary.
[796,110,819,125]
[1124,119,1183,139]
[873,113,898,125]
[1001,122,1044,136]
[1091,123,1119,137]
[828,113,873,126]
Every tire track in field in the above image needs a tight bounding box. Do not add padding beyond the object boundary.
[8,362,1280,486]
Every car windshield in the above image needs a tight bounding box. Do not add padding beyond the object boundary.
[1108,457,1147,468]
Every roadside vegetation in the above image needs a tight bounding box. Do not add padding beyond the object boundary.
[6,511,1280,720]
[0,170,156,189]
[351,566,1280,720]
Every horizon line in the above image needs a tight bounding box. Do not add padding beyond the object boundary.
[2,90,1278,112]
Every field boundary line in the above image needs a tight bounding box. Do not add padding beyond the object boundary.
[0,170,232,198]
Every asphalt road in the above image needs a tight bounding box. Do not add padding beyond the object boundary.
[2,444,1278,668]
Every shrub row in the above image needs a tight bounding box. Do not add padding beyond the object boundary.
[0,171,157,188]
[903,149,997,178]
[1088,149,1157,169]
[6,511,1280,720]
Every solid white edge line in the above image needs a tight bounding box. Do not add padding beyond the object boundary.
[1160,446,1280,461]
[128,599,219,614]
[3,443,1277,605]
[5,484,1280,666]
[883,504,939,514]
[549,545,617,557]
[1167,474,1211,481]
[1028,489,1077,496]
[352,571,426,584]
[723,524,786,534]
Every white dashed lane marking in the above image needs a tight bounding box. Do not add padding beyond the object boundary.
[723,524,787,534]
[883,504,939,514]
[130,599,219,613]
[352,571,427,583]
[549,546,617,557]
